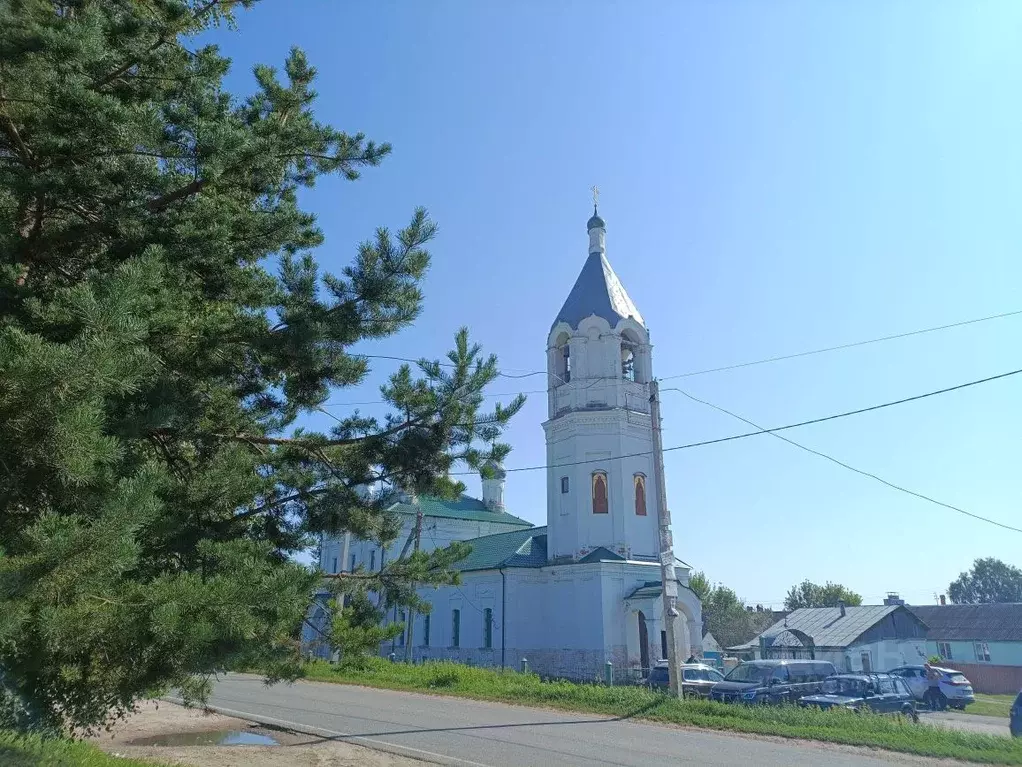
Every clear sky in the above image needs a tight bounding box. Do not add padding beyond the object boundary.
[208,1,1022,608]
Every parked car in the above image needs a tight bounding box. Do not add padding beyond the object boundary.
[709,660,836,705]
[643,662,725,697]
[888,665,975,710]
[799,674,919,722]
[1010,690,1021,738]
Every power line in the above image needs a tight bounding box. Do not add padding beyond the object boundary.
[661,308,1022,380]
[669,386,1022,535]
[449,366,1022,475]
[324,308,1022,407]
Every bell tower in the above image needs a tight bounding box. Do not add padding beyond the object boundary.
[543,205,659,563]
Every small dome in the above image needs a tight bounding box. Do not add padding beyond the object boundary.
[482,458,506,480]
[587,206,605,231]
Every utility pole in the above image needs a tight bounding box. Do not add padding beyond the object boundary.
[649,379,682,697]
[404,505,423,661]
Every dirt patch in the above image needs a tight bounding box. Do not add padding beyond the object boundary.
[89,700,424,766]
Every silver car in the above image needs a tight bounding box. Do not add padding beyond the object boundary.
[888,665,975,710]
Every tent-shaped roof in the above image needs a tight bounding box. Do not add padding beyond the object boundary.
[553,252,644,331]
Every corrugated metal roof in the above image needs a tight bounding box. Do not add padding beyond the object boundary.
[388,494,532,527]
[751,605,902,649]
[910,604,1022,642]
[454,526,548,572]
[553,252,644,330]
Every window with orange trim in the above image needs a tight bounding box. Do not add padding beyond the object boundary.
[634,474,647,516]
[592,471,609,514]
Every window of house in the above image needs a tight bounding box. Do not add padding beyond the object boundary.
[331,557,338,573]
[937,641,953,660]
[660,630,668,661]
[562,344,571,383]
[349,554,356,572]
[422,615,430,647]
[860,651,872,672]
[398,611,406,647]
[634,474,647,516]
[452,609,461,648]
[370,550,376,570]
[484,608,493,649]
[592,471,609,514]
[561,476,569,493]
[975,642,991,662]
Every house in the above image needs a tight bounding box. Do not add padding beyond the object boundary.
[910,603,1022,694]
[702,632,722,665]
[305,206,704,680]
[731,602,930,673]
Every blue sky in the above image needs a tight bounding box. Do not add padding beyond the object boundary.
[209,1,1022,607]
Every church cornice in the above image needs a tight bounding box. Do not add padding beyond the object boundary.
[543,407,652,431]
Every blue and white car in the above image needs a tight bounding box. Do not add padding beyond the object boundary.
[888,665,975,710]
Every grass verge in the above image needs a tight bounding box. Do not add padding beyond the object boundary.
[0,731,166,767]
[968,695,1016,719]
[300,658,1022,765]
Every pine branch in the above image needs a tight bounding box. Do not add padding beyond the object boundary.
[145,177,208,212]
[90,0,228,91]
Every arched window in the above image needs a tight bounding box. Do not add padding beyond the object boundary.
[554,332,571,384]
[592,471,609,514]
[621,330,646,384]
[634,473,647,516]
[621,347,635,381]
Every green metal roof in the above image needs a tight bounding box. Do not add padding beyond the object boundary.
[388,494,532,527]
[455,526,548,572]
[626,581,664,600]
[578,547,625,564]
[625,580,700,601]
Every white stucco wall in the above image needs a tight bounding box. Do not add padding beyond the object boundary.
[387,560,702,681]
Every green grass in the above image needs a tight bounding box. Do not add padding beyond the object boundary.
[968,695,1017,719]
[0,731,167,767]
[300,658,1022,765]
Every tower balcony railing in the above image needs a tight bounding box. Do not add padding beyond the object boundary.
[552,380,651,415]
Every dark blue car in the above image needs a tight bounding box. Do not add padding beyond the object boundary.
[1011,690,1021,737]
[799,673,918,722]
[710,660,835,704]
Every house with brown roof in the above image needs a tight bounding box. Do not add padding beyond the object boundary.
[910,603,1022,694]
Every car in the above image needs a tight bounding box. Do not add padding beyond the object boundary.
[709,659,836,705]
[888,665,975,710]
[1011,690,1021,738]
[799,674,919,722]
[643,662,725,698]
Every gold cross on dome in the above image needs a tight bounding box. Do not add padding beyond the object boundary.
[591,185,600,208]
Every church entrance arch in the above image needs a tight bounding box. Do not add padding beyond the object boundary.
[637,611,650,672]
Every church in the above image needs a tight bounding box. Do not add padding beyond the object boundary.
[307,207,703,680]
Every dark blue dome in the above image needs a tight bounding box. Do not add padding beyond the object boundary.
[587,208,605,231]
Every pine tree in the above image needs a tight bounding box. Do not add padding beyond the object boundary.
[0,0,523,732]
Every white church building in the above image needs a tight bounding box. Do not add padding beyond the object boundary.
[307,207,703,679]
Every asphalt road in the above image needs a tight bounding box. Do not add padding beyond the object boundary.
[192,674,919,766]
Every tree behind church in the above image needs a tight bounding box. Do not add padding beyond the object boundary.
[689,571,772,650]
[0,0,521,733]
[948,558,1022,604]
[784,580,863,610]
